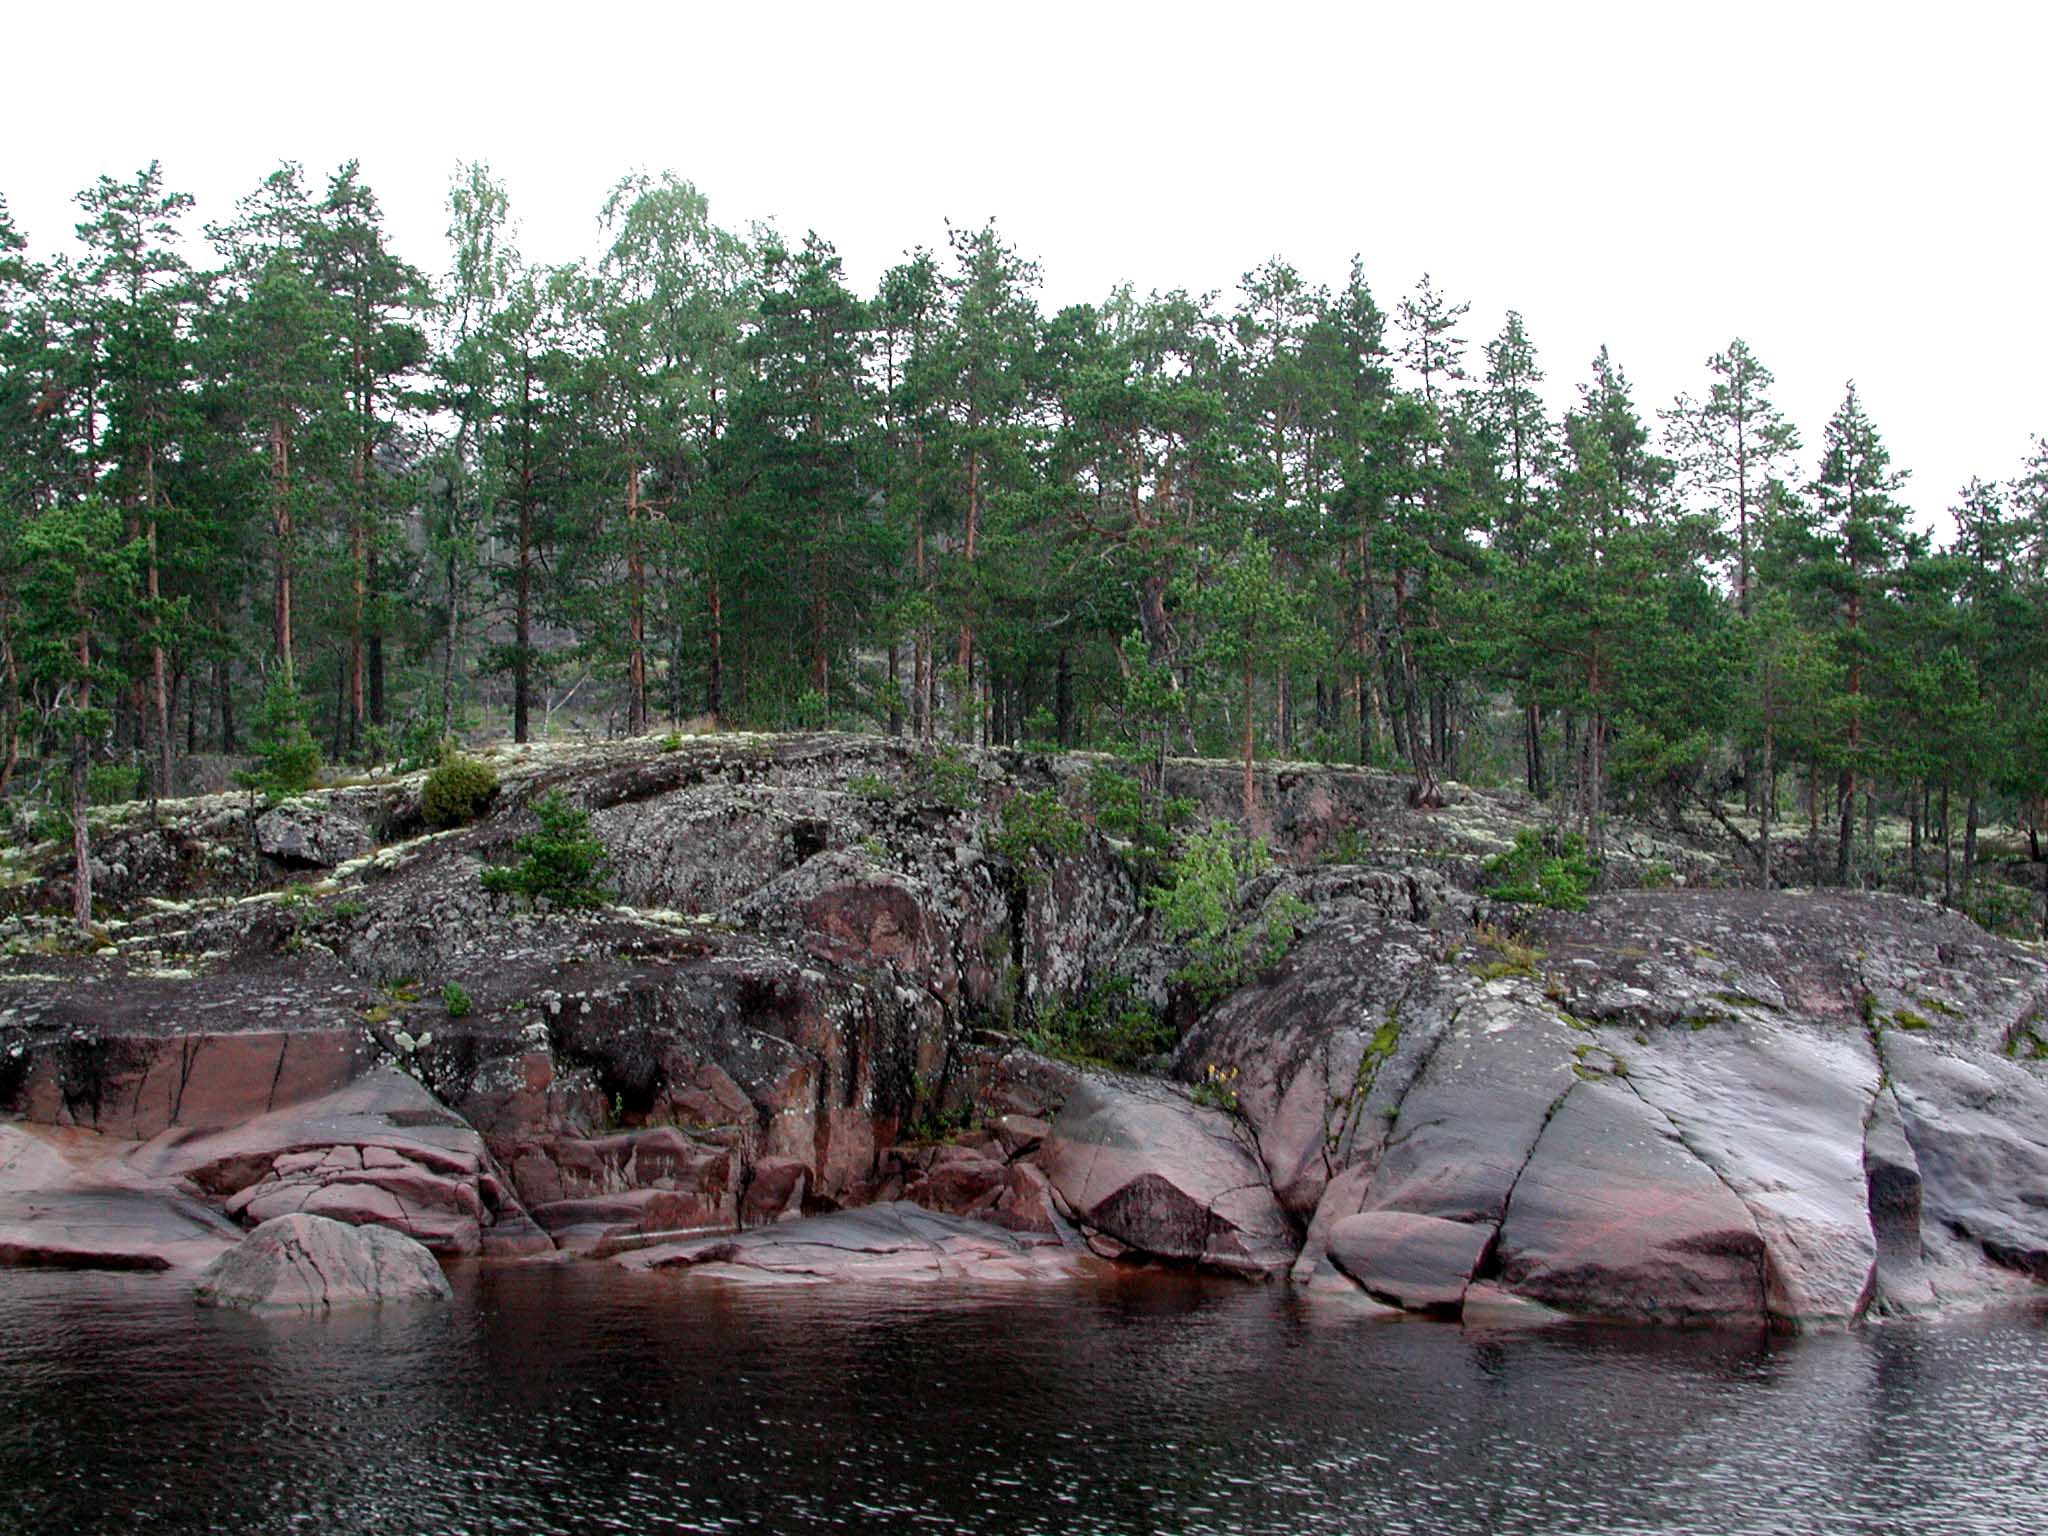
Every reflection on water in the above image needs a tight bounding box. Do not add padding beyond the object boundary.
[2,1261,2044,1534]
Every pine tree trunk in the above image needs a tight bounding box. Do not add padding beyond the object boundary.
[957,440,980,681]
[1587,713,1607,862]
[270,414,294,677]
[1909,786,1922,888]
[1241,653,1256,823]
[1056,648,1073,748]
[1964,795,1980,894]
[1835,767,1856,886]
[1940,782,1954,903]
[1807,759,1820,868]
[71,626,93,930]
[349,500,366,755]
[626,461,647,736]
[440,544,458,733]
[1759,721,1775,888]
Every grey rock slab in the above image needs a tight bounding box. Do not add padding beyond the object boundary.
[1623,1024,1879,1327]
[1038,1076,1296,1278]
[1358,991,1582,1225]
[1493,1076,1769,1324]
[1885,1032,2048,1283]
[254,802,374,868]
[1326,1210,1492,1314]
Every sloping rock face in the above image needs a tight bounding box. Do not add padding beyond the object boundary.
[0,736,1153,1266]
[136,1069,549,1257]
[0,1122,242,1272]
[254,801,375,868]
[1180,887,2048,1328]
[195,1213,451,1313]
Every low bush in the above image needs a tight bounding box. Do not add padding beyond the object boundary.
[422,756,499,828]
[238,671,322,801]
[1021,974,1173,1070]
[988,789,1085,887]
[1150,822,1311,1005]
[1481,828,1598,911]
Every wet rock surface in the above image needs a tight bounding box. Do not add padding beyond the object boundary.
[1,733,2044,1329]
[195,1212,452,1313]
[618,1202,1100,1285]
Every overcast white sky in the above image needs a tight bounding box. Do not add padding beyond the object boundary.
[7,1,2041,526]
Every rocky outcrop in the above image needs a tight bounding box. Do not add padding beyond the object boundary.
[1175,886,2048,1328]
[132,1068,549,1257]
[4,734,2047,1330]
[195,1212,451,1313]
[254,801,375,868]
[0,1122,242,1272]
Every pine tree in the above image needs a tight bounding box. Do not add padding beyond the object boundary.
[1805,383,1915,883]
[1664,339,1800,619]
[72,162,197,797]
[305,162,430,751]
[1177,534,1319,818]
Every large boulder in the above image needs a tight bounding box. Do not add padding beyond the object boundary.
[255,801,375,868]
[1038,1077,1295,1277]
[1170,875,1457,1220]
[1885,1032,2048,1287]
[195,1213,451,1313]
[1326,1212,1493,1314]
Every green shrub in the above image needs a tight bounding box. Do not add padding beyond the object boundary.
[396,715,454,772]
[422,756,499,828]
[481,790,611,909]
[658,732,683,752]
[988,789,1085,887]
[442,982,472,1018]
[846,772,897,801]
[1022,974,1172,1069]
[1150,822,1310,1005]
[28,804,72,845]
[1083,764,1192,886]
[912,745,979,810]
[1021,706,1058,750]
[1188,1062,1243,1116]
[793,688,828,730]
[1957,880,2036,940]
[1482,828,1599,911]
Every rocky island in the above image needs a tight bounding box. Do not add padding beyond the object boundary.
[2,732,2043,1331]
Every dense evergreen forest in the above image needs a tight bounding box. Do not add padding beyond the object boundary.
[2,161,2044,931]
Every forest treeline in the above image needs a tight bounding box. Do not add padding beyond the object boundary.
[1,160,2044,928]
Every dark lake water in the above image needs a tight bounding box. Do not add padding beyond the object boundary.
[2,1262,2045,1535]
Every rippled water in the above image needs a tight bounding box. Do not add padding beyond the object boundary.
[3,1262,2045,1535]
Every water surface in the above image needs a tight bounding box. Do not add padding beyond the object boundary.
[3,1262,2043,1534]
